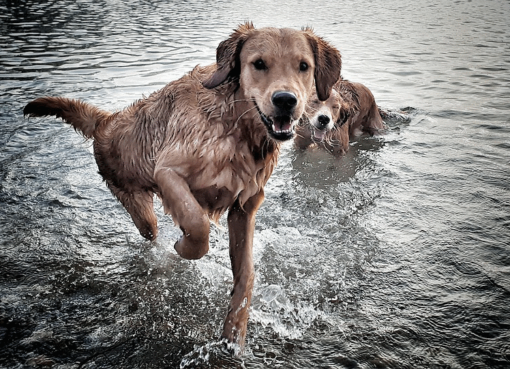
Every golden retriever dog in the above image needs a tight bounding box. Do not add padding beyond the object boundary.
[23,22,341,351]
[295,79,385,155]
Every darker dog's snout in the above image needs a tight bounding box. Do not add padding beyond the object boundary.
[317,115,330,129]
[272,91,298,113]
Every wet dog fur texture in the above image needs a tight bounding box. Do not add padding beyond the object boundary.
[295,79,385,155]
[23,22,341,350]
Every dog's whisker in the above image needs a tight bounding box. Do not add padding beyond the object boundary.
[231,98,257,104]
[234,105,258,126]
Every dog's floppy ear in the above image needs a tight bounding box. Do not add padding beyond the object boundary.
[338,109,350,127]
[203,22,255,89]
[338,102,358,127]
[304,29,342,101]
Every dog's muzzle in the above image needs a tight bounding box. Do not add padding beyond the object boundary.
[272,91,298,114]
[257,91,299,141]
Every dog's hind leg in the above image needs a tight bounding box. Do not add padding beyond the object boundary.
[154,167,210,260]
[112,187,158,241]
[221,190,265,351]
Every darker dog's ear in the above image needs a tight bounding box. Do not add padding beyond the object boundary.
[304,29,342,101]
[338,109,350,127]
[202,22,255,89]
[338,103,358,126]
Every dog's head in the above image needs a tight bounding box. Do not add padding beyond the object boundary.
[203,23,341,142]
[305,88,352,142]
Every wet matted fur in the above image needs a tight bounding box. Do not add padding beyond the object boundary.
[23,22,341,351]
[295,79,385,155]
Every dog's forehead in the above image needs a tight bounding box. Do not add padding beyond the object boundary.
[328,89,340,102]
[241,28,313,60]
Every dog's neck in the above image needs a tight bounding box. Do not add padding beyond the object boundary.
[229,88,279,160]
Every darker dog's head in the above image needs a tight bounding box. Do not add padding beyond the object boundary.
[203,22,342,142]
[305,89,351,142]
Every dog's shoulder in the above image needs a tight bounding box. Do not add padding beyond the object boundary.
[336,80,360,109]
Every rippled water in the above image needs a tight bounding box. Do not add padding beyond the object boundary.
[1,0,509,368]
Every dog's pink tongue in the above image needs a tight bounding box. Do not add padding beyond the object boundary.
[274,121,292,132]
[313,129,326,141]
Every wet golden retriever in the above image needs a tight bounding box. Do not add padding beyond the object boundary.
[295,79,385,155]
[23,23,341,351]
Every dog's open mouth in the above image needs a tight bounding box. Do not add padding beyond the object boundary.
[312,127,327,142]
[256,106,296,141]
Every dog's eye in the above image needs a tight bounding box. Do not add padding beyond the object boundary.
[299,62,309,72]
[253,59,267,70]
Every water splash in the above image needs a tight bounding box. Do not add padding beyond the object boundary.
[179,339,245,369]
[251,284,324,340]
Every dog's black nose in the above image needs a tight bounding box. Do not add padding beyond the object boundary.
[272,91,298,112]
[317,114,330,128]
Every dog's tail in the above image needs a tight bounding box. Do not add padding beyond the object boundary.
[23,97,111,139]
[378,106,411,124]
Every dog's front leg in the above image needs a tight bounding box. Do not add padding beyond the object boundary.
[222,190,265,350]
[154,167,210,260]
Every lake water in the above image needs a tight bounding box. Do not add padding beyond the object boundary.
[1,0,509,368]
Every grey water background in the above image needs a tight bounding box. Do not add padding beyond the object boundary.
[1,0,509,367]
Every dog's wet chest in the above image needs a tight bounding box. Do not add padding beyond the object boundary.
[190,137,277,216]
[192,150,266,209]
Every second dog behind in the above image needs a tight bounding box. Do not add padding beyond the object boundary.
[295,79,385,155]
